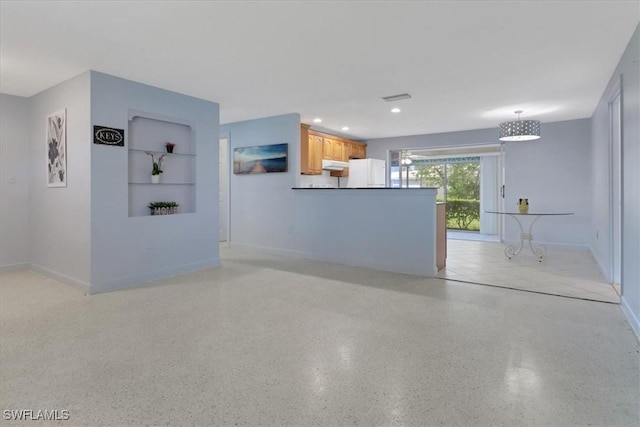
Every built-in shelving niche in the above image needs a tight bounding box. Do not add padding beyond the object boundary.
[128,110,196,217]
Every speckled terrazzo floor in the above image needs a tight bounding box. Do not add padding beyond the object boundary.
[1,247,638,426]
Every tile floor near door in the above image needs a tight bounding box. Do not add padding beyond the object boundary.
[1,247,638,426]
[439,238,620,303]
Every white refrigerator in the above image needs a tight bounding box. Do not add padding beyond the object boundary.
[347,158,386,188]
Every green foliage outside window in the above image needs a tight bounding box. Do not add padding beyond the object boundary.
[446,163,480,199]
[445,199,480,230]
[418,162,481,231]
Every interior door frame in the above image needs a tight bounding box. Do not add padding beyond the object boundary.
[608,85,623,288]
[499,142,506,242]
[219,137,230,243]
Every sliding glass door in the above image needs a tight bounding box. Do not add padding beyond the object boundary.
[389,148,501,237]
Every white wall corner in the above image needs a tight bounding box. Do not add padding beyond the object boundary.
[620,296,640,340]
[88,258,221,295]
[590,245,610,283]
[30,263,91,294]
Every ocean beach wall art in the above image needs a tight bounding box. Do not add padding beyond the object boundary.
[233,143,288,174]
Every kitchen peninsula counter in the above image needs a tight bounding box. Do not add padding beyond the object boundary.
[290,187,438,276]
[292,187,439,190]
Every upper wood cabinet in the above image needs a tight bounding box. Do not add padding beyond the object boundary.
[322,137,334,160]
[350,142,366,159]
[333,139,346,162]
[301,124,323,175]
[311,134,323,172]
[300,125,367,175]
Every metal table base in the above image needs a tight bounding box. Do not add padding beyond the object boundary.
[486,211,574,262]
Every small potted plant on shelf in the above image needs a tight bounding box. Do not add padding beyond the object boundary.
[148,201,179,216]
[146,152,166,183]
[165,142,176,153]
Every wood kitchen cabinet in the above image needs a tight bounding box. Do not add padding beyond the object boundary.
[329,140,352,177]
[301,124,323,174]
[322,137,334,160]
[312,135,323,169]
[301,125,367,175]
[333,140,346,161]
[349,142,366,159]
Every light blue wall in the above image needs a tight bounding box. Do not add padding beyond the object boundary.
[364,119,593,247]
[221,114,439,276]
[1,71,220,292]
[28,72,92,290]
[220,113,301,252]
[591,24,640,336]
[90,71,220,292]
[0,94,30,270]
[502,119,591,247]
[292,189,438,276]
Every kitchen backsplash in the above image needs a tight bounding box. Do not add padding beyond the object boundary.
[299,171,349,188]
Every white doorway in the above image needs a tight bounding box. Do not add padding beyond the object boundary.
[219,138,229,242]
[610,91,622,291]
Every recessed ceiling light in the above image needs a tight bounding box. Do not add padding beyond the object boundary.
[341,126,349,131]
[313,118,322,123]
[391,107,401,113]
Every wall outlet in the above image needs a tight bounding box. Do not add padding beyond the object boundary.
[8,176,16,184]
[147,240,155,250]
[596,230,599,239]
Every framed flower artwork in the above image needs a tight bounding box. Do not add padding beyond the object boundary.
[47,109,67,187]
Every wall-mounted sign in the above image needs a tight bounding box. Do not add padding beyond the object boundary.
[93,126,124,146]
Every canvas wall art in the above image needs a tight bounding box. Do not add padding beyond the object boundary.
[47,109,67,187]
[233,143,288,174]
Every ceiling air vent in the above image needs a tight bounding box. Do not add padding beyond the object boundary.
[382,93,412,102]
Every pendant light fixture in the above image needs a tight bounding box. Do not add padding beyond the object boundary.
[499,110,541,141]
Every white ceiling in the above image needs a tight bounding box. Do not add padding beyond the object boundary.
[1,1,638,139]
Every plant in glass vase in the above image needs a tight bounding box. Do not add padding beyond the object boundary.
[146,152,166,183]
[165,142,176,153]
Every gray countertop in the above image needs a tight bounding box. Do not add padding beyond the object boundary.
[291,187,438,190]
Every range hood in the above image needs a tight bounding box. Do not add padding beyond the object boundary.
[322,159,349,171]
[322,160,349,171]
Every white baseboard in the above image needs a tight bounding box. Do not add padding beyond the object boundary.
[0,262,29,273]
[30,263,91,293]
[229,242,436,277]
[89,258,221,294]
[229,242,307,259]
[620,297,640,340]
[5,259,222,295]
[590,246,610,282]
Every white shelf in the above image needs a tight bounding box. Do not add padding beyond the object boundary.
[129,148,196,157]
[128,182,195,185]
[128,111,196,217]
[128,184,196,217]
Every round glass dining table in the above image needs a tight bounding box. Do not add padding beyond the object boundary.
[485,211,574,261]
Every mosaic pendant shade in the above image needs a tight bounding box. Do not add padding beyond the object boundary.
[499,111,541,142]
